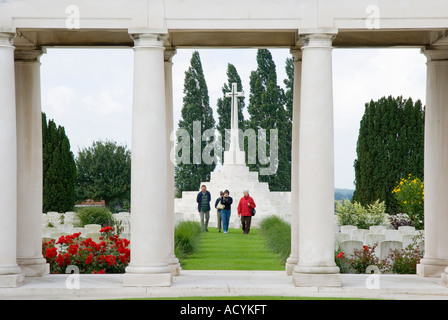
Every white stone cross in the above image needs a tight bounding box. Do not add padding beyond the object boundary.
[224,82,244,164]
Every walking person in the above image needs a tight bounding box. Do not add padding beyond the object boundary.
[214,191,224,232]
[219,190,233,234]
[196,185,211,232]
[237,189,256,234]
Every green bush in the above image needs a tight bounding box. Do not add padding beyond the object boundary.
[335,199,387,229]
[259,216,291,264]
[75,206,115,227]
[174,221,202,260]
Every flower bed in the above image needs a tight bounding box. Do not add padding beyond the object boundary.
[42,226,130,274]
[335,236,424,274]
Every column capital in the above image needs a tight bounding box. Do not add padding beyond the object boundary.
[0,32,16,49]
[130,33,166,49]
[422,47,448,62]
[14,47,46,62]
[164,48,177,62]
[299,29,338,49]
[290,49,302,62]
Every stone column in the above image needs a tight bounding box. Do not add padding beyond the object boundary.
[165,48,181,276]
[292,31,341,287]
[0,32,24,287]
[123,33,172,287]
[285,48,301,276]
[15,47,50,277]
[417,48,448,277]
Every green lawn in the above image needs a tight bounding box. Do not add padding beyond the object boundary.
[180,227,285,271]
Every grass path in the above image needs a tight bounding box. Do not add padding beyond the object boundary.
[180,227,285,271]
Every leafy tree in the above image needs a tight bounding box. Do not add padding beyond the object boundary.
[353,96,425,213]
[42,112,76,212]
[247,49,290,191]
[175,51,216,196]
[75,140,131,209]
[216,63,246,159]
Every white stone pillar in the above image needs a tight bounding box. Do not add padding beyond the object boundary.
[165,48,181,276]
[0,32,24,287]
[286,48,301,276]
[123,33,172,287]
[417,48,448,277]
[293,31,341,287]
[15,48,49,277]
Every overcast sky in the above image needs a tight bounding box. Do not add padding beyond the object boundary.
[40,47,427,190]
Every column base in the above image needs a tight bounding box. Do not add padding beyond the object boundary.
[123,265,172,287]
[441,267,448,287]
[17,258,49,277]
[293,272,342,288]
[293,265,342,287]
[170,262,181,276]
[0,265,25,288]
[417,258,448,277]
[0,274,25,288]
[123,273,172,287]
[285,256,298,276]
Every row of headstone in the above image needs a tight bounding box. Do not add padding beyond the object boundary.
[335,225,424,260]
[42,212,131,242]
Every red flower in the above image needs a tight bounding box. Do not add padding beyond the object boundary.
[56,254,65,267]
[93,269,105,274]
[45,247,58,259]
[363,245,368,252]
[337,252,345,259]
[105,255,116,266]
[85,254,93,265]
[68,244,79,255]
[100,226,114,233]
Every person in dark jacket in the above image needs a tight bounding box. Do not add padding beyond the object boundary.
[219,189,233,234]
[214,191,224,233]
[196,185,211,232]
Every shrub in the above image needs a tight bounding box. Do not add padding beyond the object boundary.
[75,206,115,227]
[259,216,291,264]
[392,174,424,229]
[174,221,202,260]
[388,213,414,229]
[42,226,130,274]
[335,199,387,229]
[382,235,424,274]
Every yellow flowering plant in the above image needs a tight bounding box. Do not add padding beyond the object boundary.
[392,174,424,229]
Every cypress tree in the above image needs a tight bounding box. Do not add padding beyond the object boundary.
[353,96,425,213]
[42,112,77,212]
[175,51,216,196]
[216,63,245,160]
[247,49,290,191]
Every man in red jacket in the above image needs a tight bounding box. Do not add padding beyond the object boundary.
[237,189,256,234]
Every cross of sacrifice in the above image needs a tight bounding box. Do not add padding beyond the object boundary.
[225,82,244,155]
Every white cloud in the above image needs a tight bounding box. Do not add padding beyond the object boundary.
[83,89,127,116]
[42,85,75,116]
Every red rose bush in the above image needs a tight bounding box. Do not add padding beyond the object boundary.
[42,226,130,274]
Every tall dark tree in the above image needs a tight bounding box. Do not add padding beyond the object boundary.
[353,96,425,213]
[75,140,131,210]
[247,49,290,191]
[175,51,216,196]
[216,63,245,160]
[42,112,77,212]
